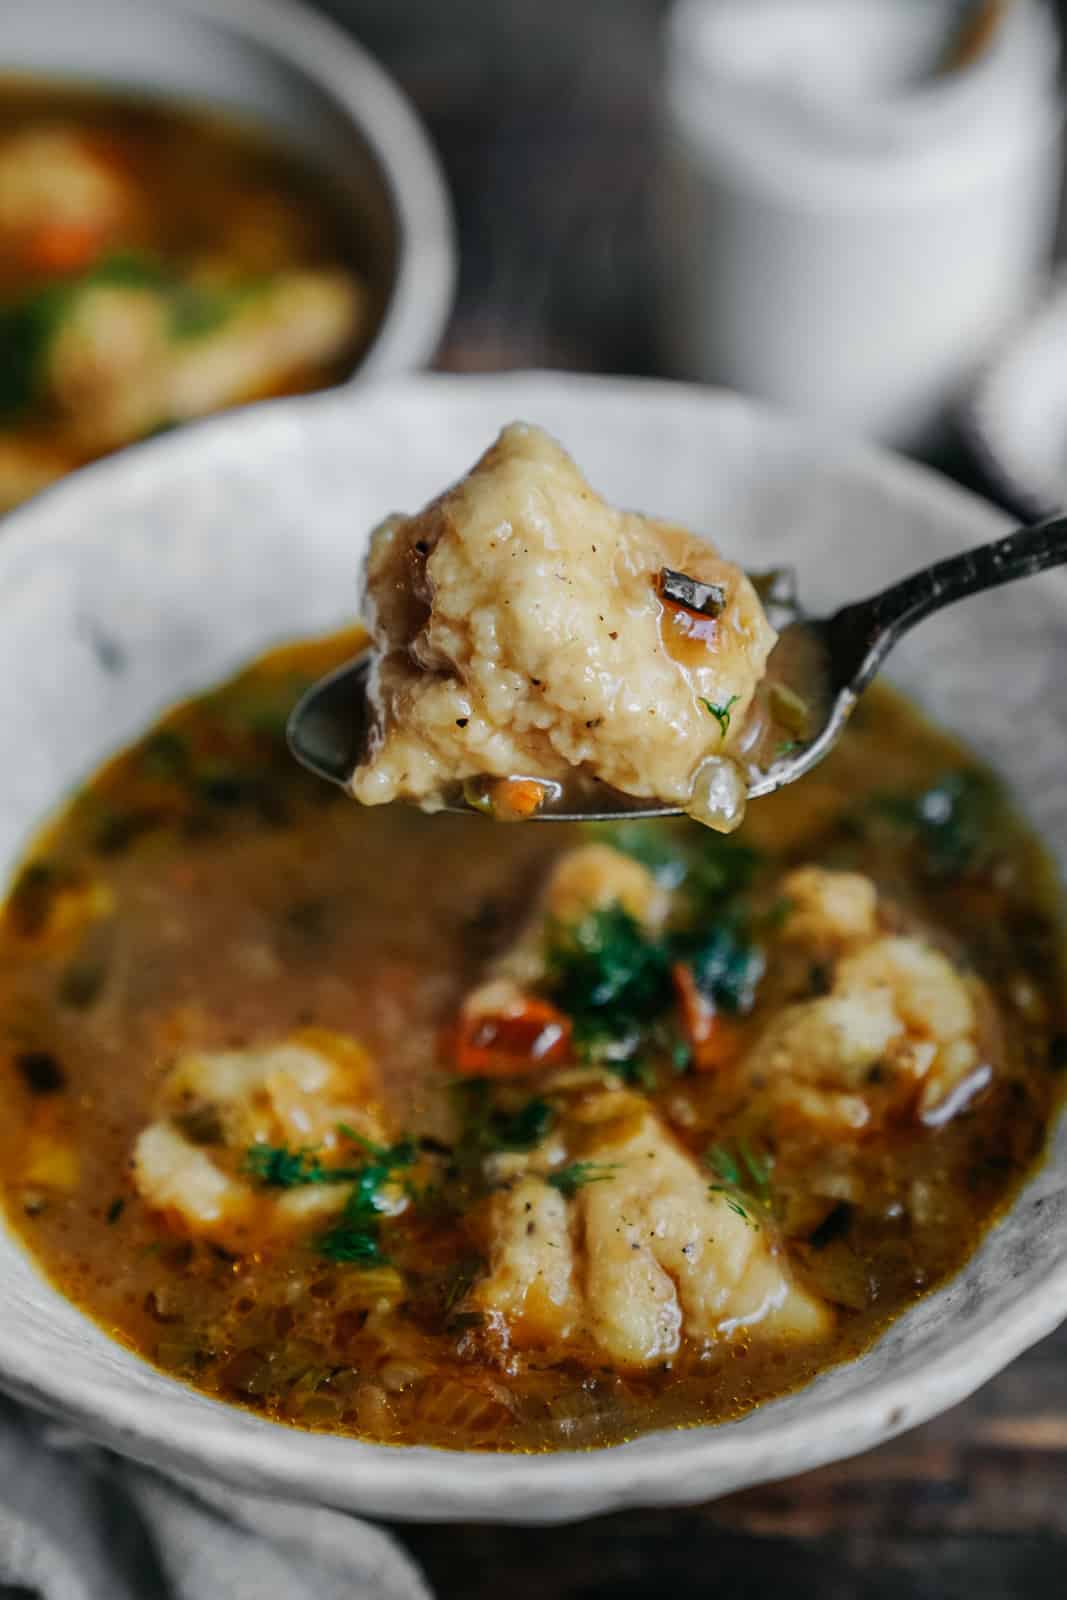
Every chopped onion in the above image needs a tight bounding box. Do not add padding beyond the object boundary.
[686,756,747,833]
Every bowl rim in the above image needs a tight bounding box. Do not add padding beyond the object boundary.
[1,0,456,377]
[1,369,1066,1522]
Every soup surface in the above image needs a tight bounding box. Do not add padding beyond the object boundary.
[0,631,1064,1451]
[0,81,372,510]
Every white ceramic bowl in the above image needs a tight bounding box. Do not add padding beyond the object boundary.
[1,0,455,378]
[2,373,1066,1523]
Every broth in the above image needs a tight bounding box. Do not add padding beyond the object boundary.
[0,631,1063,1451]
[0,80,374,509]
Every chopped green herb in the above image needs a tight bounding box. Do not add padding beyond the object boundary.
[0,254,168,420]
[90,252,170,291]
[336,1125,417,1167]
[245,1144,330,1187]
[547,1162,618,1197]
[106,1197,126,1225]
[0,282,70,417]
[665,1029,694,1075]
[676,920,764,1015]
[547,904,672,1031]
[701,694,740,737]
[493,1098,556,1151]
[170,287,233,341]
[713,1191,752,1224]
[684,836,761,916]
[737,1138,773,1203]
[869,770,998,878]
[310,1129,418,1267]
[317,1216,388,1266]
[774,740,801,760]
[706,1145,741,1189]
[706,1139,773,1208]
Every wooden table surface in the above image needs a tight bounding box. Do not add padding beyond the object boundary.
[392,1323,1067,1599]
[327,3,1067,1593]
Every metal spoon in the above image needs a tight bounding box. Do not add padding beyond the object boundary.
[288,511,1067,820]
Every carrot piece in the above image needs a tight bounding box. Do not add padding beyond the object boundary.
[672,962,744,1072]
[23,221,104,276]
[488,778,547,820]
[450,992,571,1078]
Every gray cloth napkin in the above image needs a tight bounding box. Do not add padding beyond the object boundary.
[0,1398,432,1600]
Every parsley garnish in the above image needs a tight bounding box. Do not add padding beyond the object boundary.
[244,1145,332,1187]
[701,694,740,737]
[714,1193,752,1223]
[244,1130,415,1266]
[676,920,765,1016]
[546,904,672,1078]
[547,1162,618,1197]
[706,1140,773,1210]
[317,1213,389,1265]
[450,1081,557,1171]
[493,1098,555,1150]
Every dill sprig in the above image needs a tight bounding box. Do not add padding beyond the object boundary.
[547,1162,618,1197]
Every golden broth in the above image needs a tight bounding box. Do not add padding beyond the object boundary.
[0,631,1063,1451]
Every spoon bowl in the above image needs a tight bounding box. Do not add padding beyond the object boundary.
[288,512,1067,821]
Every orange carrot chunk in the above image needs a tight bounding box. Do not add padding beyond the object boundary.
[672,962,745,1072]
[488,778,548,820]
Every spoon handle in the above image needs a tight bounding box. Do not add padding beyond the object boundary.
[825,511,1067,691]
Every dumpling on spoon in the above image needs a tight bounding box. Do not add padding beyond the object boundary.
[351,423,776,829]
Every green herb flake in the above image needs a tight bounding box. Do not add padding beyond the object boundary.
[493,1098,556,1151]
[244,1144,329,1188]
[106,1197,126,1225]
[547,1162,618,1197]
[706,1139,773,1210]
[676,920,764,1015]
[547,904,672,1035]
[706,1145,742,1189]
[316,1217,388,1266]
[700,694,740,737]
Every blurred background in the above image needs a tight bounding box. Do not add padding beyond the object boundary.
[5,0,1067,517]
[335,0,1067,497]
